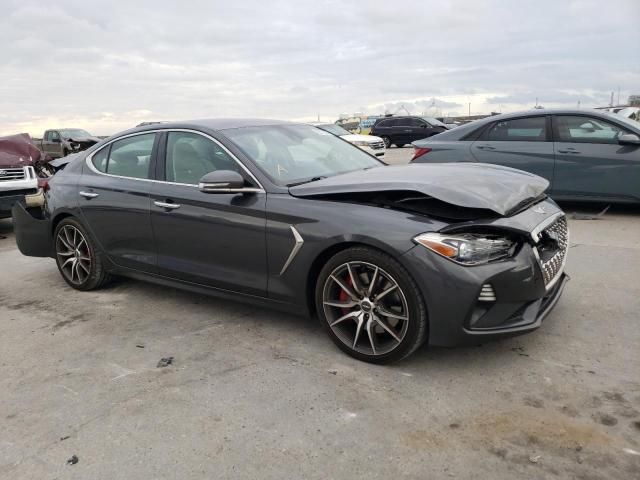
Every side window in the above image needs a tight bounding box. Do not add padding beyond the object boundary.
[91,146,109,172]
[107,133,155,179]
[166,132,242,184]
[408,118,425,127]
[555,116,628,144]
[377,119,393,127]
[485,117,547,142]
[50,131,60,141]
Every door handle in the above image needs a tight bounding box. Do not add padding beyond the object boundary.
[79,191,99,199]
[154,201,181,210]
[476,144,496,150]
[557,148,580,154]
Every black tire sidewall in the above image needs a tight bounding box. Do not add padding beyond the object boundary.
[315,246,428,364]
[381,136,391,148]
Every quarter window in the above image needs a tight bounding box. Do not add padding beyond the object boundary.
[91,147,109,172]
[106,133,155,179]
[165,132,242,184]
[485,117,547,142]
[555,116,629,144]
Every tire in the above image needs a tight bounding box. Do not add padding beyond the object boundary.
[381,136,391,148]
[315,246,428,364]
[395,143,405,148]
[54,217,111,291]
[62,148,69,157]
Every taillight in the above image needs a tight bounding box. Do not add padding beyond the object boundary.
[411,147,432,161]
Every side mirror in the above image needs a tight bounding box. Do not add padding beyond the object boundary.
[198,170,246,193]
[618,133,640,145]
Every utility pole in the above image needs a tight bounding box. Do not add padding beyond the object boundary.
[468,102,471,117]
[617,86,620,106]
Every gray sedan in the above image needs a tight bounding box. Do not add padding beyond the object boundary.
[411,109,640,204]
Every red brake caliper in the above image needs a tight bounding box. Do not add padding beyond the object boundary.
[339,276,354,316]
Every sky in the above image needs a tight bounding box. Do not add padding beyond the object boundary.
[1,0,639,136]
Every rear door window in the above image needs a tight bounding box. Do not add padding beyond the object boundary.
[91,146,109,172]
[555,116,629,144]
[485,117,547,142]
[106,133,156,179]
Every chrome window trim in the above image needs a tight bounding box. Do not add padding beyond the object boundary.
[85,128,266,192]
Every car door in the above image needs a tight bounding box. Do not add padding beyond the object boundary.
[79,132,158,272]
[43,130,62,158]
[552,115,640,202]
[410,118,437,142]
[470,115,555,183]
[150,130,267,296]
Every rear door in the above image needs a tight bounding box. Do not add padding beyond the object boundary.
[552,115,640,202]
[470,115,555,183]
[150,130,267,296]
[79,132,158,272]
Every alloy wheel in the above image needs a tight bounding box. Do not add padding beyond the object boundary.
[322,261,409,356]
[55,225,92,285]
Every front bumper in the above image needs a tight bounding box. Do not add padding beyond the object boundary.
[401,242,569,347]
[356,144,386,158]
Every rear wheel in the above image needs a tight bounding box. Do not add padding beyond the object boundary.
[315,247,428,364]
[395,143,405,148]
[54,218,110,291]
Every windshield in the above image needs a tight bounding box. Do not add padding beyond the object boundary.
[316,123,352,136]
[603,111,640,130]
[60,129,92,138]
[224,124,382,186]
[422,117,447,127]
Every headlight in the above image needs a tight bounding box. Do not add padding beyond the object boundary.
[351,140,371,147]
[414,232,516,265]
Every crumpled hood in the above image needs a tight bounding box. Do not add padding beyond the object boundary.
[65,136,100,144]
[289,163,549,216]
[0,133,42,168]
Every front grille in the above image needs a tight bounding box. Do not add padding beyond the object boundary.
[369,141,385,150]
[535,216,569,287]
[0,167,26,181]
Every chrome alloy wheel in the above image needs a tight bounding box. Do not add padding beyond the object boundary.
[322,261,409,356]
[55,225,92,285]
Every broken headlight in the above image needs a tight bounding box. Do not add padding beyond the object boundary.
[414,232,516,266]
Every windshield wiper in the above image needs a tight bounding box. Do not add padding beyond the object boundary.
[286,176,326,187]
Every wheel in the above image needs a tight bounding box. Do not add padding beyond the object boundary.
[54,218,110,291]
[395,143,405,148]
[315,247,428,364]
[381,136,391,148]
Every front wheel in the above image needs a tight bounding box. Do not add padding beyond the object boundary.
[54,218,110,291]
[395,143,405,148]
[315,247,428,364]
[381,136,391,148]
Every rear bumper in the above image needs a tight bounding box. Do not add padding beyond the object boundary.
[11,202,53,257]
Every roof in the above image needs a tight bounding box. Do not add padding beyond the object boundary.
[130,118,296,135]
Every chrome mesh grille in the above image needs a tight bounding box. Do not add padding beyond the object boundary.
[0,167,26,181]
[536,216,569,287]
[369,141,385,150]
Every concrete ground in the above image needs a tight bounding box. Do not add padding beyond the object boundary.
[1,149,639,479]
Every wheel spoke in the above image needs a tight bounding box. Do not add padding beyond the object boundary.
[63,227,74,247]
[58,236,73,251]
[376,307,408,321]
[61,257,75,269]
[375,284,397,301]
[352,315,364,349]
[330,275,360,301]
[329,310,360,327]
[346,263,363,296]
[373,315,402,343]
[366,319,377,355]
[78,260,90,274]
[57,249,74,257]
[367,266,379,298]
[324,299,358,308]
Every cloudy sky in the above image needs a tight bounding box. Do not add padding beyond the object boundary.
[1,0,639,136]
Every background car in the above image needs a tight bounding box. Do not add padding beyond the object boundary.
[371,116,449,148]
[411,109,640,204]
[37,128,101,158]
[310,122,385,158]
[13,119,568,364]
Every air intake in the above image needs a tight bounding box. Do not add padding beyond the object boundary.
[478,284,496,302]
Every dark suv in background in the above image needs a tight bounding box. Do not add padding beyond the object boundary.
[371,116,449,148]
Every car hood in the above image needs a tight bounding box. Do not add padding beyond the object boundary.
[64,136,100,143]
[340,134,384,143]
[289,163,549,216]
[0,133,43,168]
